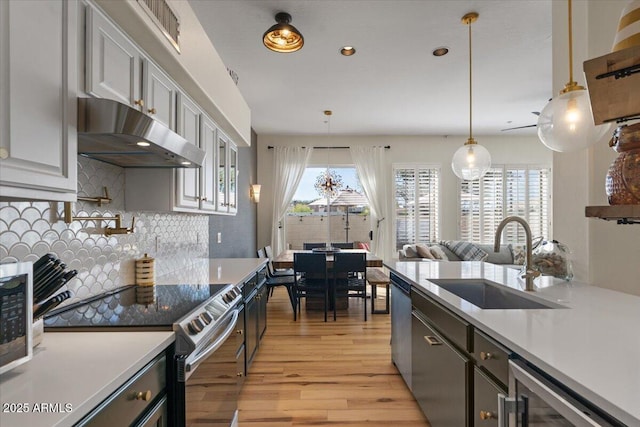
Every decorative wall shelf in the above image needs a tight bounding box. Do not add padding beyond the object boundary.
[585,205,640,224]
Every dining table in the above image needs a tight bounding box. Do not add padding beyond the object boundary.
[271,249,383,270]
[271,249,383,313]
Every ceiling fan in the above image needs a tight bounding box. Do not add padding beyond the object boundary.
[501,111,540,131]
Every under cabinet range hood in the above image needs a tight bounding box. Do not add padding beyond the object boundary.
[77,98,206,168]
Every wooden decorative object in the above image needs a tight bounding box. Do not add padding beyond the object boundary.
[583,45,640,125]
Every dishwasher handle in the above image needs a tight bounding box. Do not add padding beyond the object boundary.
[185,309,239,372]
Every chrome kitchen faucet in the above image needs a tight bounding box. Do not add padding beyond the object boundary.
[494,216,540,291]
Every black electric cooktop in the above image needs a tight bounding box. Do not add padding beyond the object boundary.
[44,284,227,331]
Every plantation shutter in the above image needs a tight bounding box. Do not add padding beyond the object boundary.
[482,169,504,243]
[417,168,439,243]
[459,165,551,245]
[526,167,550,239]
[395,168,416,248]
[460,178,481,242]
[505,168,527,243]
[394,166,439,249]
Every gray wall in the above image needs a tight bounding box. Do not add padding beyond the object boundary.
[209,129,258,258]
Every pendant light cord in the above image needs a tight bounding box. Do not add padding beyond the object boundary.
[567,0,574,85]
[468,19,473,141]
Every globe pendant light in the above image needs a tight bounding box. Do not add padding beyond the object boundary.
[451,12,491,181]
[537,0,611,152]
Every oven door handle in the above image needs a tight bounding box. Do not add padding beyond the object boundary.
[185,309,239,372]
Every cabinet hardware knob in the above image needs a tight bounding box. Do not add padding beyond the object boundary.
[480,351,493,360]
[201,197,208,201]
[236,329,243,335]
[237,372,243,377]
[134,99,144,107]
[135,390,152,401]
[424,335,442,346]
[147,108,156,114]
[479,410,495,420]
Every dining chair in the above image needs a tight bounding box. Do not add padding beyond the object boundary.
[303,242,326,250]
[257,248,296,311]
[332,252,367,321]
[293,252,329,322]
[264,245,295,276]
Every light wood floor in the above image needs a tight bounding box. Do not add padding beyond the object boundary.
[238,286,431,427]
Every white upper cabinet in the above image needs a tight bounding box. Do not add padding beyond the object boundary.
[175,93,201,210]
[0,0,78,202]
[200,115,218,212]
[143,59,178,130]
[216,131,238,214]
[228,144,238,214]
[86,5,142,107]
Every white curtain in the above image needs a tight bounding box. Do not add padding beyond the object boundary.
[271,146,313,255]
[350,146,389,259]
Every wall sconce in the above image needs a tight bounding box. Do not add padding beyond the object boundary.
[250,184,261,203]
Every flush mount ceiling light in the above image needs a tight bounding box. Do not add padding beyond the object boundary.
[340,46,356,56]
[536,0,611,152]
[263,12,304,53]
[451,12,491,181]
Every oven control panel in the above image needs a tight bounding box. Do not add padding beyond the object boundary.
[174,284,243,355]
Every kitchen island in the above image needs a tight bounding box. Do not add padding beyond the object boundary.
[386,260,640,426]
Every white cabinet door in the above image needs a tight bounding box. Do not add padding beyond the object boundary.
[175,93,200,209]
[143,59,177,130]
[0,0,77,202]
[228,144,238,214]
[216,132,228,212]
[86,6,142,107]
[199,115,217,212]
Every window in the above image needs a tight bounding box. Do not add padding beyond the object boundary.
[285,166,370,249]
[394,165,440,249]
[459,165,551,244]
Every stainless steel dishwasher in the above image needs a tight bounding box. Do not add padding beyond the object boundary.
[390,272,412,389]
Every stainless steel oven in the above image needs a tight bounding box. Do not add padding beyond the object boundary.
[498,359,624,426]
[174,297,242,427]
[45,282,244,427]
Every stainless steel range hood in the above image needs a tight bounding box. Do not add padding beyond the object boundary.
[77,98,206,168]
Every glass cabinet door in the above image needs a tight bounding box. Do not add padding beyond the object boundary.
[228,145,237,213]
[217,134,227,211]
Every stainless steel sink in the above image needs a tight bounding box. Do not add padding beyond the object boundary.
[429,279,563,309]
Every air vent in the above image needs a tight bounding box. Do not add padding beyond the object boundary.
[137,0,180,53]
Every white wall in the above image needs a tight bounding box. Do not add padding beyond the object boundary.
[552,0,640,296]
[256,134,551,262]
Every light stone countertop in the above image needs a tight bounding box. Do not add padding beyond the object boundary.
[156,258,267,286]
[384,260,640,426]
[0,258,266,427]
[0,331,174,427]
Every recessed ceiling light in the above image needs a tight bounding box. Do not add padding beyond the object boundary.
[136,141,151,147]
[340,46,356,56]
[181,161,191,166]
[432,47,449,57]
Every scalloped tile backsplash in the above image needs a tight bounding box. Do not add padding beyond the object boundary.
[0,157,209,303]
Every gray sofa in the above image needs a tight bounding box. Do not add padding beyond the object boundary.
[398,242,522,269]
